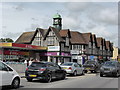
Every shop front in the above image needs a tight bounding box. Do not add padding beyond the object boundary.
[40,51,71,64]
[0,43,47,62]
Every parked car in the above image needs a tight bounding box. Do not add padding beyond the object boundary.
[60,62,84,76]
[0,61,20,89]
[83,60,100,73]
[25,62,66,83]
[100,60,120,77]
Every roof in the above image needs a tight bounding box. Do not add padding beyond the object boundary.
[96,37,103,47]
[106,41,110,49]
[53,13,61,18]
[15,31,35,44]
[70,31,87,44]
[59,29,69,37]
[37,28,48,38]
[59,29,71,38]
[82,33,92,44]
[44,26,65,42]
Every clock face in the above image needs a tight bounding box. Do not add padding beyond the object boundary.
[54,19,59,24]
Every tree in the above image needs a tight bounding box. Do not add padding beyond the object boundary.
[0,38,14,42]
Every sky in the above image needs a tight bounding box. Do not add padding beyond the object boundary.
[0,0,119,47]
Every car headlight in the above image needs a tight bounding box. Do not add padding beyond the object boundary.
[100,67,104,70]
[110,68,115,71]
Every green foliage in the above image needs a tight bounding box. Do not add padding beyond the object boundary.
[0,38,14,42]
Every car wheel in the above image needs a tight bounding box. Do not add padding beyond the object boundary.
[84,70,87,73]
[100,73,103,77]
[26,77,33,82]
[114,71,119,77]
[91,70,94,73]
[11,77,20,89]
[61,73,66,80]
[45,74,52,83]
[73,71,77,76]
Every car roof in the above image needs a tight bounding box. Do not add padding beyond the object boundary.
[62,62,77,64]
[32,61,54,64]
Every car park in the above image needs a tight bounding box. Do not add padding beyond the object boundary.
[0,61,20,89]
[25,61,66,83]
[83,60,100,73]
[100,60,120,77]
[60,62,84,76]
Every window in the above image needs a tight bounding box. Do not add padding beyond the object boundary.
[74,64,79,67]
[47,37,54,45]
[89,42,91,48]
[0,62,13,71]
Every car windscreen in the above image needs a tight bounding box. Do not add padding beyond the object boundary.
[85,61,95,64]
[104,61,116,66]
[30,62,47,67]
[61,63,73,66]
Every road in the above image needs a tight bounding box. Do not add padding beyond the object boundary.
[18,72,119,89]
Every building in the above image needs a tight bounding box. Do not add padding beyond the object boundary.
[15,13,113,64]
[112,46,118,60]
[0,43,47,61]
[70,31,87,64]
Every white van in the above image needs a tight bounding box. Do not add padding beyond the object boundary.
[0,61,20,89]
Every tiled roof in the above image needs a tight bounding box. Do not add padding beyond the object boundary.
[106,41,110,49]
[70,31,86,44]
[96,37,103,47]
[37,28,48,38]
[82,33,92,44]
[44,26,65,42]
[15,31,35,44]
[59,29,69,37]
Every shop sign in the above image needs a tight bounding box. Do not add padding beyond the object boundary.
[0,50,29,56]
[70,50,79,54]
[78,56,82,59]
[61,53,71,56]
[48,46,60,51]
[72,56,78,59]
[40,52,59,56]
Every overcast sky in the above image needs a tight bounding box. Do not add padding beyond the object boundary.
[0,1,118,47]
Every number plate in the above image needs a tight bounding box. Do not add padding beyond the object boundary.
[86,68,90,70]
[29,75,37,77]
[63,67,67,69]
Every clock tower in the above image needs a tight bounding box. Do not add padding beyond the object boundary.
[53,13,62,31]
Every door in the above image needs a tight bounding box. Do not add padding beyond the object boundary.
[74,63,82,74]
[1,62,13,86]
[54,64,63,78]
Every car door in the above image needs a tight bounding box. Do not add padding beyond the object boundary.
[47,63,56,78]
[74,63,81,74]
[1,62,13,86]
[54,64,63,78]
[0,62,3,86]
[117,62,120,74]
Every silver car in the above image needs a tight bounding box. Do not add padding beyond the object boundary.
[100,61,120,77]
[60,62,84,76]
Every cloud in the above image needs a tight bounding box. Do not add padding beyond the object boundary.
[62,15,82,30]
[65,2,90,12]
[2,32,22,41]
[25,24,40,31]
[12,3,24,11]
[88,8,118,25]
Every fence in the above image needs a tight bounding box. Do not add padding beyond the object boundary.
[6,62,27,73]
